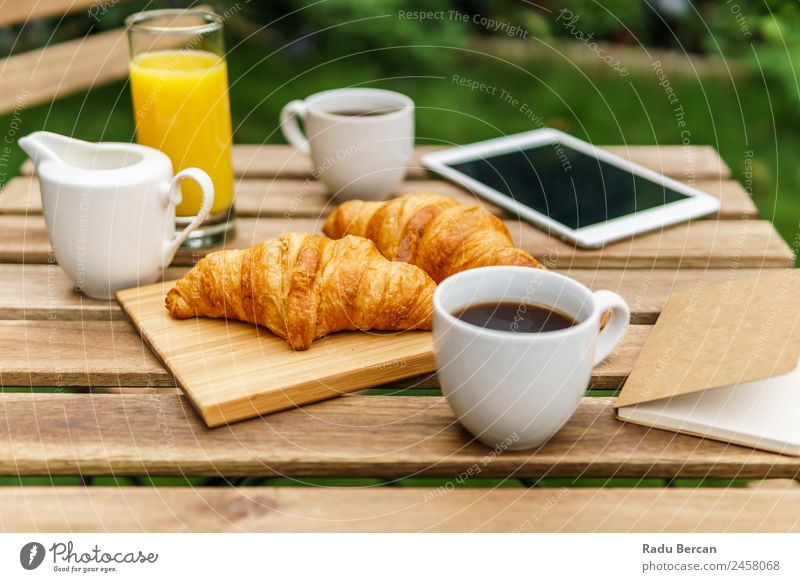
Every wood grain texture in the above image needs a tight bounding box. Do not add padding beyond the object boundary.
[1,215,791,268]
[0,27,128,112]
[747,479,800,490]
[0,394,797,478]
[4,270,791,388]
[0,176,492,218]
[0,264,189,320]
[228,144,733,181]
[3,269,788,388]
[0,320,168,387]
[0,262,149,320]
[0,264,776,323]
[0,0,116,27]
[0,174,757,219]
[117,282,437,426]
[20,144,733,180]
[0,318,648,388]
[1,486,798,532]
[601,145,731,180]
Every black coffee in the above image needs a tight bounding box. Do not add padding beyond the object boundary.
[453,301,577,333]
[328,108,400,117]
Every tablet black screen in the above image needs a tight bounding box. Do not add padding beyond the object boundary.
[447,142,689,229]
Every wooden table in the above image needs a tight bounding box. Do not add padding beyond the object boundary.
[1,144,799,533]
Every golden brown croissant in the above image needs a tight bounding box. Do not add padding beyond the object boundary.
[322,193,543,283]
[165,233,435,350]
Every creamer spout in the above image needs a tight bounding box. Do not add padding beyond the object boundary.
[18,131,82,167]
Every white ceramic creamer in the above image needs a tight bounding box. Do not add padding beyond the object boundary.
[19,131,214,299]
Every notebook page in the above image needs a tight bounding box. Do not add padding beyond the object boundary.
[618,360,800,456]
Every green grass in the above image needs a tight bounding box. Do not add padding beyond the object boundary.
[670,478,751,488]
[0,476,84,486]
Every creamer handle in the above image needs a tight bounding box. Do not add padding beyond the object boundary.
[162,168,214,264]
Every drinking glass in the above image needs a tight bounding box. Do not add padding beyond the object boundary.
[126,8,235,248]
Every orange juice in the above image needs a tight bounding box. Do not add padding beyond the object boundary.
[129,49,233,216]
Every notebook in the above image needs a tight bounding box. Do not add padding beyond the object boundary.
[616,270,800,456]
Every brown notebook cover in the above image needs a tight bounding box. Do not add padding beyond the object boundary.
[617,269,800,409]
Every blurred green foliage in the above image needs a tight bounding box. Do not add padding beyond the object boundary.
[239,0,470,69]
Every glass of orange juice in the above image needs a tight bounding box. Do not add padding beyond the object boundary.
[126,9,234,248]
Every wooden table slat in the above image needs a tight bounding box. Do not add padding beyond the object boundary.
[0,394,796,478]
[1,486,798,532]
[19,144,733,181]
[232,144,733,181]
[0,174,757,219]
[1,320,166,387]
[0,27,129,112]
[0,0,113,28]
[0,265,778,323]
[0,215,791,268]
[0,320,648,388]
[2,269,794,387]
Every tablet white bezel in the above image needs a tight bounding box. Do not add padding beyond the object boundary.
[421,128,721,248]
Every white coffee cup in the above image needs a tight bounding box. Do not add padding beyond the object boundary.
[19,132,214,299]
[433,266,630,451]
[280,88,414,200]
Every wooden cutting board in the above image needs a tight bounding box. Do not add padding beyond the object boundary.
[117,281,435,427]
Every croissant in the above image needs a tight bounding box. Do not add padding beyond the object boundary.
[165,233,435,350]
[322,193,543,283]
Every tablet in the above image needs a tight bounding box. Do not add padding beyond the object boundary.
[421,128,721,248]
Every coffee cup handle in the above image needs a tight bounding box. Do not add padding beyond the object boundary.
[162,168,215,263]
[592,290,630,366]
[280,99,310,154]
